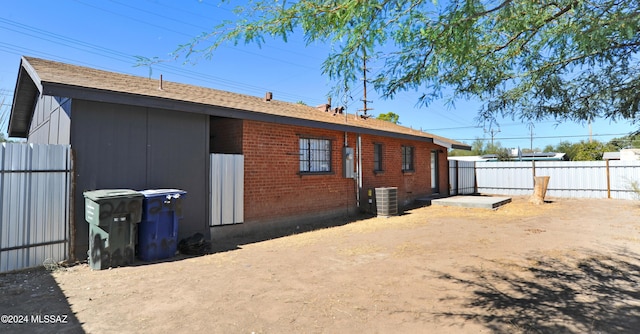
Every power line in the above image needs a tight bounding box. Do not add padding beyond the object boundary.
[72,0,200,38]
[423,120,564,132]
[139,0,322,61]
[72,1,321,68]
[0,42,324,106]
[423,125,483,131]
[109,0,213,32]
[0,17,325,104]
[0,9,319,75]
[454,133,632,142]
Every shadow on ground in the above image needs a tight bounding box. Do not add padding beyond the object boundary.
[433,249,640,333]
[207,212,377,254]
[0,267,84,334]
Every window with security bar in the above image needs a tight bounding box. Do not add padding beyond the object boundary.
[402,145,414,171]
[299,138,332,173]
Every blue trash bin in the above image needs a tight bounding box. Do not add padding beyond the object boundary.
[137,189,186,261]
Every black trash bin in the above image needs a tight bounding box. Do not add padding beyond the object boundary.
[84,189,143,270]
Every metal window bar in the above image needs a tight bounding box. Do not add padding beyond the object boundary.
[402,146,413,171]
[300,138,330,172]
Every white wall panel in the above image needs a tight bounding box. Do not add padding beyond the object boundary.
[210,154,244,226]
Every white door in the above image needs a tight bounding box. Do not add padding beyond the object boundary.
[431,150,439,194]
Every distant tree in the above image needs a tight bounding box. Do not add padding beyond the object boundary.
[571,141,610,161]
[470,138,486,155]
[450,138,505,156]
[450,138,512,158]
[376,112,400,124]
[545,140,618,161]
[448,146,475,156]
[542,144,555,153]
[296,101,308,106]
[485,141,505,155]
[0,132,7,143]
[608,133,640,150]
[494,148,511,161]
[552,141,576,160]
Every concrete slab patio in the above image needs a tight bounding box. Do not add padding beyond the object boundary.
[432,195,512,209]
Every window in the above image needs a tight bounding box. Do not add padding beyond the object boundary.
[402,146,414,171]
[299,138,331,173]
[374,143,383,171]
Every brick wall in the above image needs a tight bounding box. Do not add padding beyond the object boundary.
[241,120,356,222]
[358,135,448,212]
[211,117,449,224]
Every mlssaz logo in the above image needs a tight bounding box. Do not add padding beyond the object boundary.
[30,314,69,324]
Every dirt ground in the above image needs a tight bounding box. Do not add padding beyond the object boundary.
[2,196,640,334]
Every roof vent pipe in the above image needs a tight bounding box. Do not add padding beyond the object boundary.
[159,74,163,90]
[265,92,273,101]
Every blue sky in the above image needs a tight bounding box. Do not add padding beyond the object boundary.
[1,0,637,150]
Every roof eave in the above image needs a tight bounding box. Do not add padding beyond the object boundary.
[41,82,436,143]
[9,57,465,146]
[434,138,471,151]
[8,57,42,138]
[451,144,472,150]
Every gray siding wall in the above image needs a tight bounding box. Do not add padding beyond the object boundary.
[27,96,71,145]
[71,100,209,260]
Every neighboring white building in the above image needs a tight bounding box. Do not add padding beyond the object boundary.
[447,155,494,162]
[620,149,640,161]
[448,152,567,162]
[604,149,640,161]
[603,152,621,160]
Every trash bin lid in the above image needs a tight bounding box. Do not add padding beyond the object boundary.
[83,189,142,201]
[139,189,186,199]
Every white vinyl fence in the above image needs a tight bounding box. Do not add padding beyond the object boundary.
[473,160,640,200]
[0,143,71,273]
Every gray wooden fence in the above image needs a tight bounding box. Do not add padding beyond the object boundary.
[0,143,71,273]
[449,160,640,200]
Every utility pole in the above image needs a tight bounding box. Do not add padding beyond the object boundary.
[358,47,373,118]
[589,116,593,144]
[529,122,535,151]
[485,127,501,147]
[342,83,350,123]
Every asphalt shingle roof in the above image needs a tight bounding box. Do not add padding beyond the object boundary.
[10,56,470,149]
